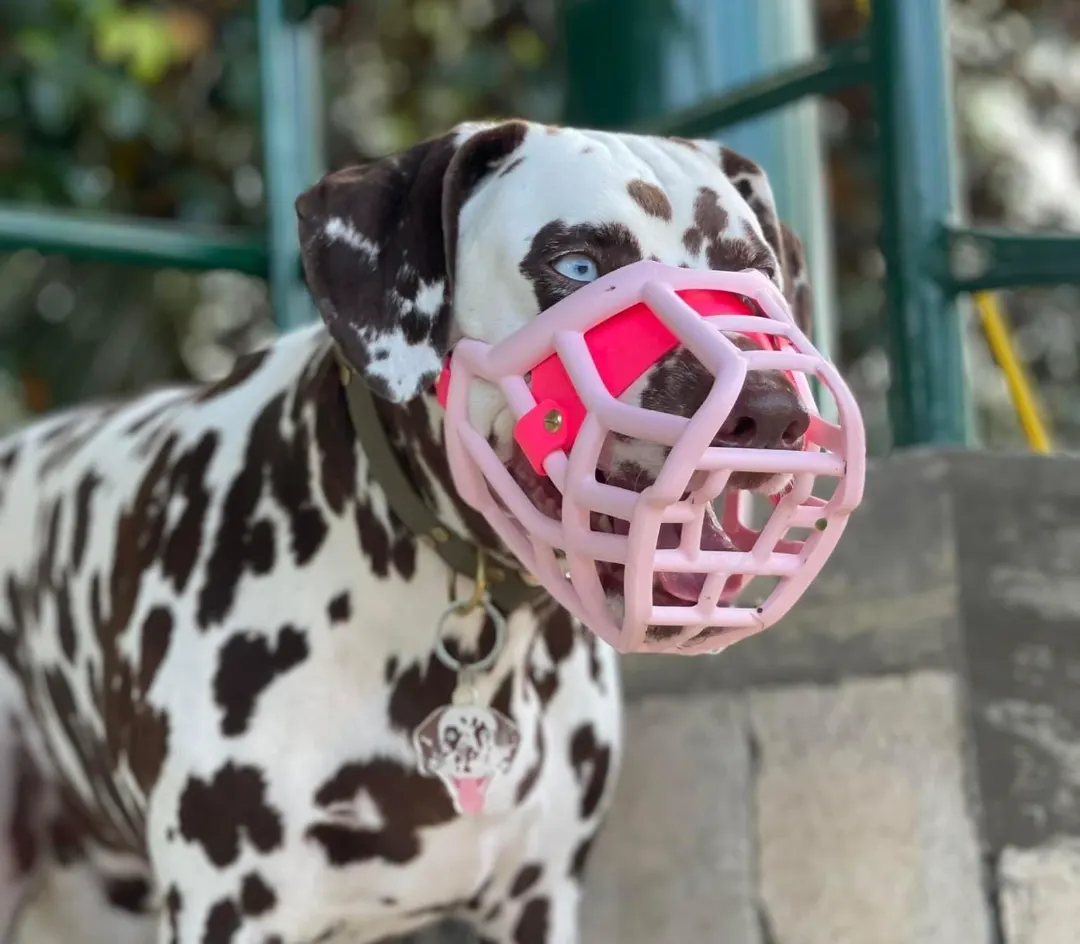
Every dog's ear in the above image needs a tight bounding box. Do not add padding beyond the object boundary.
[715,148,813,337]
[295,120,530,402]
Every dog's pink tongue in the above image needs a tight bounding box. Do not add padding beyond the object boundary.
[657,505,745,603]
[450,777,491,815]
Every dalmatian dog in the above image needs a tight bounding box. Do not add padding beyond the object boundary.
[0,119,813,944]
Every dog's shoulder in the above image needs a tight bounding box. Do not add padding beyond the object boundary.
[0,320,337,690]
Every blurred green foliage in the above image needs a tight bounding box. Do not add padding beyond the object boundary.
[0,0,266,425]
[0,0,263,222]
[0,0,564,428]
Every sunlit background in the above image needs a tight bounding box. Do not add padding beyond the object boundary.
[0,0,1077,453]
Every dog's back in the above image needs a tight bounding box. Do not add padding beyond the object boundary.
[0,325,332,940]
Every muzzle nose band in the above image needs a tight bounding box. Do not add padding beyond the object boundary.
[438,288,768,477]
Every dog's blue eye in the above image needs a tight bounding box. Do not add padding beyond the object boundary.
[552,253,599,283]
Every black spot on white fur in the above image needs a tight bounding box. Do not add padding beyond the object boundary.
[178,763,283,867]
[213,626,310,737]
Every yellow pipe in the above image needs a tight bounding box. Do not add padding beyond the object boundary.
[974,293,1053,453]
[854,0,1052,452]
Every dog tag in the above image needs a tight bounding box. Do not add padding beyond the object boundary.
[412,698,521,815]
[415,597,522,816]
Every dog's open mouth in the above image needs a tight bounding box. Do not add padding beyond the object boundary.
[502,445,783,623]
[604,494,746,606]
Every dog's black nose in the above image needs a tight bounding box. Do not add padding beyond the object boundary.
[714,374,809,449]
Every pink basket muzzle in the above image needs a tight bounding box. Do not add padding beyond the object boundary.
[437,260,866,655]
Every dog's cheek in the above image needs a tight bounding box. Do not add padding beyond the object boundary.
[616,369,655,413]
[608,444,669,488]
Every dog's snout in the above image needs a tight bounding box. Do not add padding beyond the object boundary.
[714,374,809,450]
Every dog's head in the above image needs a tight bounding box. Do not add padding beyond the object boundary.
[296,120,814,612]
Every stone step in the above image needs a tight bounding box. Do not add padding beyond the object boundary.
[580,671,994,944]
[748,672,991,944]
[580,692,758,944]
[999,841,1080,944]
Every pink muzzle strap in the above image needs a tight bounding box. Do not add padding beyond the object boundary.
[438,289,777,476]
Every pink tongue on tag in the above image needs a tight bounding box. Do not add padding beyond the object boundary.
[656,504,746,603]
[450,777,491,815]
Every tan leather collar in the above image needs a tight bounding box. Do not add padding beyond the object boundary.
[336,354,544,615]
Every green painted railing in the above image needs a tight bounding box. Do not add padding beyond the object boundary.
[563,0,1080,448]
[0,0,324,328]
[1,0,1078,447]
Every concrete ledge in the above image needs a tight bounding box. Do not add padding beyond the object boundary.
[750,671,992,944]
[1000,840,1080,944]
[951,452,1080,852]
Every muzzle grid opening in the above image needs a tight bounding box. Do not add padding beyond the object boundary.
[440,261,866,655]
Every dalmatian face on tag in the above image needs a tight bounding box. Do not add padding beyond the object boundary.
[413,705,521,815]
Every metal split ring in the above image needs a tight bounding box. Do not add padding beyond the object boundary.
[433,595,508,674]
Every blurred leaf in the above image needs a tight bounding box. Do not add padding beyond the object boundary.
[93,7,188,85]
[161,9,212,62]
[413,0,453,36]
[14,30,60,66]
[100,82,151,138]
[26,73,78,134]
[19,372,51,414]
[506,26,546,68]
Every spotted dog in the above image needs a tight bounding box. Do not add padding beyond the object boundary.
[0,120,814,944]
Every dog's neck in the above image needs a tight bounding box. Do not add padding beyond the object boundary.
[372,391,506,554]
[310,346,513,574]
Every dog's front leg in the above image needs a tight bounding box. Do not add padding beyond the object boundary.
[147,776,293,944]
[151,881,272,944]
[468,866,589,944]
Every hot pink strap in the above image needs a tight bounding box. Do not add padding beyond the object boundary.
[514,290,764,475]
[436,289,771,477]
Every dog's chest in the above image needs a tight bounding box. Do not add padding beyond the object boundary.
[144,555,614,885]
[137,575,615,944]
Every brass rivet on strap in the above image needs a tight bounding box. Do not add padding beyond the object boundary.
[522,572,541,587]
[543,409,563,433]
[431,526,450,543]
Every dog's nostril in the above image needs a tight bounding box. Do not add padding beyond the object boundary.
[718,415,757,446]
[714,379,809,450]
[782,413,810,446]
